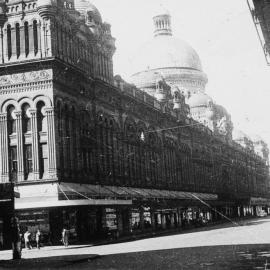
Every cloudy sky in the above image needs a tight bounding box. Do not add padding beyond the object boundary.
[91,0,270,145]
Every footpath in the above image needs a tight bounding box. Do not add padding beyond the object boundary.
[0,215,264,269]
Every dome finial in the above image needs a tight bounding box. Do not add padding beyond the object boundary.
[153,4,172,37]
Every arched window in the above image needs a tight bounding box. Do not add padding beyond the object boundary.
[22,104,31,133]
[9,146,17,181]
[33,20,38,55]
[7,105,16,134]
[24,144,33,178]
[15,23,20,58]
[7,24,12,59]
[37,101,46,132]
[24,22,29,56]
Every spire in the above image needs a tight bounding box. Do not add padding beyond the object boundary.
[153,5,172,37]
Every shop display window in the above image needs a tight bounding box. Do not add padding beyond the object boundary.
[103,208,117,231]
[143,207,152,229]
[63,209,77,240]
[131,209,140,230]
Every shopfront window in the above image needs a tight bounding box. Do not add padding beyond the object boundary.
[17,210,50,243]
[103,208,117,231]
[63,209,77,241]
[131,209,140,230]
[143,207,152,229]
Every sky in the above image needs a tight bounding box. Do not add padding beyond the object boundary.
[90,0,270,145]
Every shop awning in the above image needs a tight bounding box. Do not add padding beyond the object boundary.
[15,198,132,210]
[59,183,218,202]
[14,183,218,210]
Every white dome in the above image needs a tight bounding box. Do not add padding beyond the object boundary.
[187,92,212,108]
[233,129,250,141]
[74,0,102,23]
[249,134,265,143]
[131,35,202,75]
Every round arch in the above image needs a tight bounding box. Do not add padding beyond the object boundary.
[33,95,52,108]
[1,99,19,113]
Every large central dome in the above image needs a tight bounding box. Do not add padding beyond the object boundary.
[129,8,207,96]
[131,35,202,73]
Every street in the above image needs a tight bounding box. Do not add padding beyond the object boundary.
[1,217,270,269]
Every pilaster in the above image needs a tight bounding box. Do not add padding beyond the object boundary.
[44,107,57,179]
[19,24,25,59]
[11,25,16,59]
[29,109,40,180]
[0,113,9,182]
[15,111,24,182]
[28,23,34,56]
[69,116,75,174]
[0,27,4,63]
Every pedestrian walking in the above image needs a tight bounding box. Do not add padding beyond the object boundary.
[61,228,69,247]
[36,229,41,249]
[24,230,32,249]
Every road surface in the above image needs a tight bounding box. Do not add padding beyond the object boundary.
[0,217,270,269]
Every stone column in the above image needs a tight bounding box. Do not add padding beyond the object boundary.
[0,113,9,182]
[2,27,6,62]
[20,24,25,59]
[150,208,156,231]
[0,27,4,63]
[161,214,166,229]
[29,109,39,180]
[39,20,46,58]
[139,208,144,231]
[177,208,182,228]
[46,20,53,57]
[28,23,34,56]
[15,111,24,182]
[44,108,57,179]
[11,25,16,60]
[69,116,74,175]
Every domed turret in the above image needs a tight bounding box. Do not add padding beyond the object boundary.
[74,0,102,24]
[155,76,168,102]
[0,0,6,27]
[37,0,57,18]
[129,6,207,97]
[187,92,212,108]
[171,86,181,110]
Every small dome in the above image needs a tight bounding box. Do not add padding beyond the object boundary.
[205,109,214,120]
[187,92,212,108]
[37,0,57,17]
[233,129,250,141]
[74,0,102,23]
[0,1,5,15]
[249,134,265,143]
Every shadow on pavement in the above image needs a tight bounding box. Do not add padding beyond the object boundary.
[1,244,270,269]
[0,254,102,269]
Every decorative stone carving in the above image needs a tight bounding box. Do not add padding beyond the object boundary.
[0,70,52,85]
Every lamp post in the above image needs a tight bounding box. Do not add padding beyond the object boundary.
[10,182,21,260]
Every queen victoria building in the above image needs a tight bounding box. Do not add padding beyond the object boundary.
[0,0,269,247]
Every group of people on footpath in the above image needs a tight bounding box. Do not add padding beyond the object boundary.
[23,228,69,249]
[23,229,41,249]
[11,217,70,260]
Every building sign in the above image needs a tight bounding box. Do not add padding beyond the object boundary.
[104,208,117,230]
[250,197,270,205]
